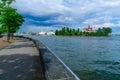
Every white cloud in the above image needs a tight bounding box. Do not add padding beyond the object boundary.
[93,23,114,28]
[13,0,70,16]
[12,0,120,33]
[24,25,59,32]
[43,16,74,24]
[92,22,120,29]
[57,16,74,23]
[13,0,120,17]
[83,16,112,25]
[103,1,120,7]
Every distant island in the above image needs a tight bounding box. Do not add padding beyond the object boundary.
[55,25,112,36]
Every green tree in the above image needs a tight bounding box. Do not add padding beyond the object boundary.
[0,25,6,34]
[96,27,112,36]
[96,28,103,36]
[55,27,112,36]
[9,9,24,39]
[102,27,112,36]
[55,30,59,35]
[0,0,24,41]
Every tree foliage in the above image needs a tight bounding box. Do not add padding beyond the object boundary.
[55,27,112,36]
[0,25,6,34]
[0,0,24,40]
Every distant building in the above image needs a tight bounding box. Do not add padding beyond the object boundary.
[38,32,47,36]
[38,31,55,36]
[83,25,96,32]
[47,32,55,36]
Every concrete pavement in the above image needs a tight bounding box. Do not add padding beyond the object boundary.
[0,38,45,80]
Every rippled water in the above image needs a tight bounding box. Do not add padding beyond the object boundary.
[28,36,120,80]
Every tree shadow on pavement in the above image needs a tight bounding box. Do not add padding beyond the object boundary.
[0,54,45,80]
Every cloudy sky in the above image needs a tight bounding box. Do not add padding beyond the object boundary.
[12,0,120,33]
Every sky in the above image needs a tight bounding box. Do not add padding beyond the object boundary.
[12,0,120,34]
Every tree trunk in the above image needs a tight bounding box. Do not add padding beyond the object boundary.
[6,24,10,41]
[11,33,14,40]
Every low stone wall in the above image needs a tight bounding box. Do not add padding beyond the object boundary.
[16,36,80,80]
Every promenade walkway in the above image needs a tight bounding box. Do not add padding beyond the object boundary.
[0,38,45,80]
[0,37,10,48]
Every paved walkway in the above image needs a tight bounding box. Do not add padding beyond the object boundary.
[0,36,10,49]
[0,38,45,80]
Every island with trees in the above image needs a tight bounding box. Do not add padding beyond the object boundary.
[55,25,112,36]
